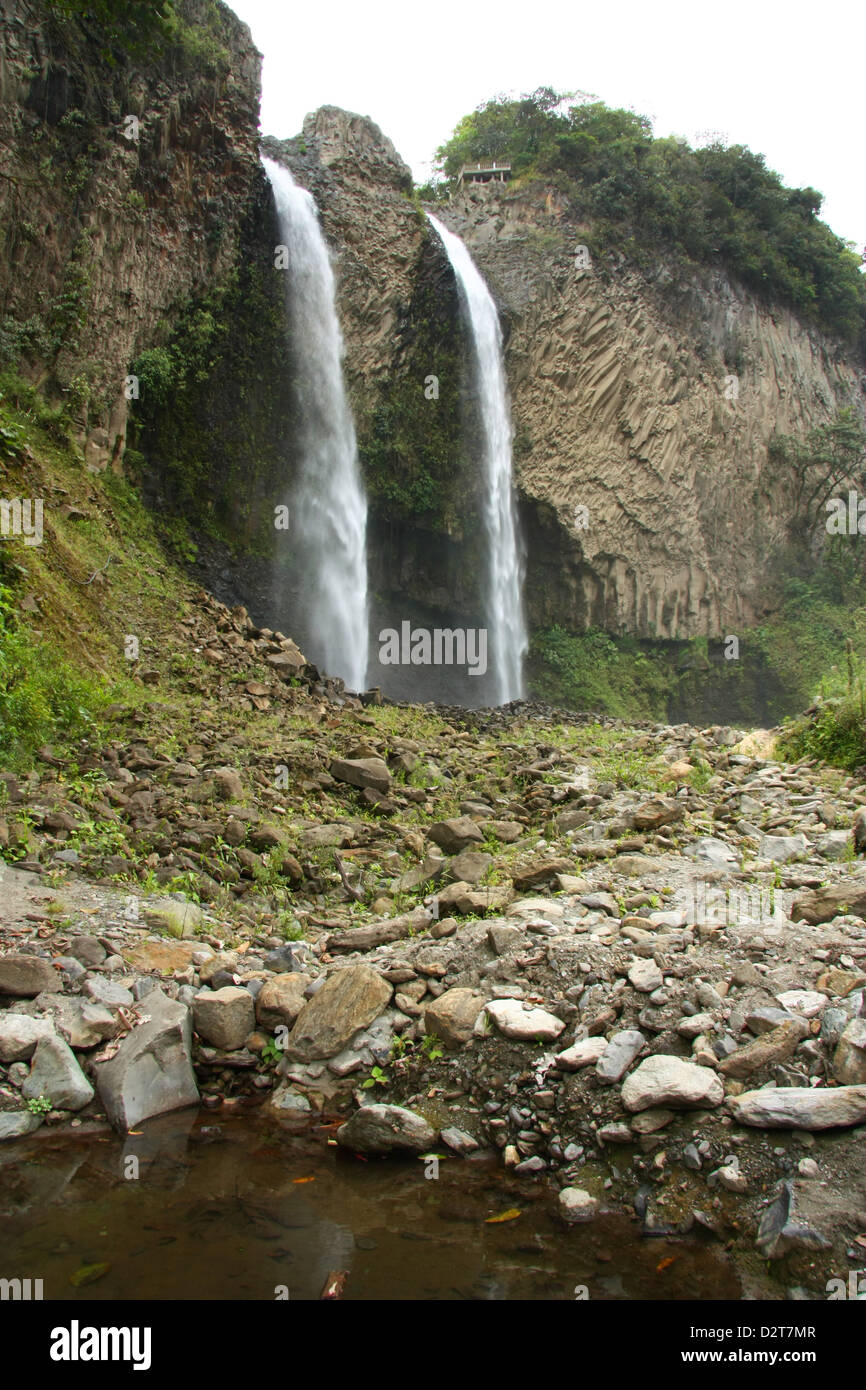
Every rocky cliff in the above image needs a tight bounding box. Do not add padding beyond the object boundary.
[439,181,866,640]
[4,1,866,710]
[257,111,866,663]
[0,0,261,471]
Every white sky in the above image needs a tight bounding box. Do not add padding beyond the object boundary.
[228,0,864,250]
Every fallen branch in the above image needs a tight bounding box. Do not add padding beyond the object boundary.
[334,851,365,902]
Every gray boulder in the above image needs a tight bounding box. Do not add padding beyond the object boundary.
[22,1035,94,1111]
[337,1103,436,1154]
[94,989,199,1131]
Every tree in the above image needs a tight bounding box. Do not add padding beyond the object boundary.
[46,0,177,59]
[771,408,866,539]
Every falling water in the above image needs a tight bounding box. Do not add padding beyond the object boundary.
[262,155,368,691]
[426,214,527,704]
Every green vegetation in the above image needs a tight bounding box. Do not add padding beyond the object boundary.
[361,1064,389,1090]
[779,675,866,773]
[528,626,673,719]
[46,0,177,59]
[0,584,113,766]
[357,261,473,529]
[435,88,866,347]
[769,408,866,539]
[46,0,231,71]
[128,216,293,551]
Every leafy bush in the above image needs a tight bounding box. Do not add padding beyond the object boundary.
[435,89,866,346]
[779,695,866,771]
[0,587,111,764]
[46,0,177,59]
[528,625,674,718]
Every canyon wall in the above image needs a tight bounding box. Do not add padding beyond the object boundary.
[0,0,261,470]
[4,0,865,705]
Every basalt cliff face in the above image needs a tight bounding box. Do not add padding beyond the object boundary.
[440,183,866,640]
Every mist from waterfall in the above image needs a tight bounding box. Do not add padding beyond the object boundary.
[426,214,527,705]
[262,155,368,691]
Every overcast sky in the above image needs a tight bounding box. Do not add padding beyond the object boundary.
[228,0,863,250]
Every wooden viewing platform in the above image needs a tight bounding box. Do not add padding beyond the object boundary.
[457,160,512,185]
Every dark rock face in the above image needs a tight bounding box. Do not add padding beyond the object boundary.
[0,0,262,470]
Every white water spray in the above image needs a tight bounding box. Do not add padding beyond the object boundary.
[263,155,368,691]
[426,214,527,704]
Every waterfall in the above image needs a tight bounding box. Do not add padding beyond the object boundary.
[426,214,527,705]
[262,155,369,691]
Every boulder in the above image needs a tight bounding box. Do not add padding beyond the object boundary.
[0,1111,43,1141]
[336,1103,436,1154]
[427,817,484,853]
[67,935,106,967]
[483,1000,565,1042]
[330,757,391,794]
[255,973,312,1030]
[511,858,573,890]
[34,993,119,1050]
[424,988,487,1047]
[718,1019,809,1079]
[82,976,134,1009]
[631,797,683,831]
[440,1127,479,1154]
[816,830,850,861]
[758,833,808,863]
[728,1084,866,1129]
[287,964,392,1060]
[556,1037,608,1070]
[22,1035,94,1111]
[192,987,255,1050]
[325,907,431,953]
[595,1029,646,1084]
[791,883,866,925]
[432,881,511,915]
[94,989,199,1131]
[558,1188,599,1223]
[621,1055,724,1111]
[449,849,493,883]
[775,990,827,1018]
[628,959,664,993]
[0,1012,55,1061]
[0,954,57,997]
[832,1019,866,1085]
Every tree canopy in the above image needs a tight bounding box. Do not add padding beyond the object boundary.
[435,89,866,350]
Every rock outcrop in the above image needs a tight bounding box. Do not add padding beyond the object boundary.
[0,0,261,470]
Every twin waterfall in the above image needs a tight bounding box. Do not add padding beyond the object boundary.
[262,155,526,705]
[262,155,369,692]
[426,215,527,705]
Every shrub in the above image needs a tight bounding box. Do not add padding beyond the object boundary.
[0,587,111,764]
